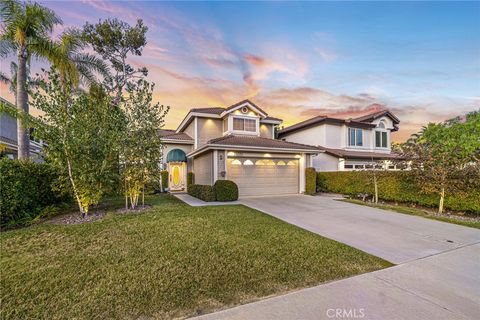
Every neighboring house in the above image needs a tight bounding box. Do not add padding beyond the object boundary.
[0,98,44,161]
[277,109,400,171]
[159,99,319,196]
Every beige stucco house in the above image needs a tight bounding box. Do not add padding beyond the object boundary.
[277,109,401,171]
[159,100,320,196]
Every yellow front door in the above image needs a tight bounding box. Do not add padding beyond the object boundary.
[168,162,186,191]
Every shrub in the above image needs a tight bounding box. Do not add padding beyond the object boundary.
[187,172,194,190]
[0,159,70,229]
[214,180,239,201]
[305,167,317,195]
[160,170,169,192]
[316,171,480,214]
[188,184,216,202]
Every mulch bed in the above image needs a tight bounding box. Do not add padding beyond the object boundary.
[45,205,153,225]
[47,210,106,225]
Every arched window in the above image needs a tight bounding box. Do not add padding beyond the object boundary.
[243,159,254,165]
[231,159,242,165]
[375,121,388,148]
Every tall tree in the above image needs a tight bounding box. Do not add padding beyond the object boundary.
[82,18,148,103]
[400,111,480,213]
[120,79,168,209]
[33,69,123,215]
[0,0,62,160]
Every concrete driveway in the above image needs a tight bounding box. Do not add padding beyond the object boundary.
[240,195,480,264]
[194,195,480,320]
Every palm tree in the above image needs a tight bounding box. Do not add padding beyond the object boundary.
[1,0,62,160]
[54,28,110,90]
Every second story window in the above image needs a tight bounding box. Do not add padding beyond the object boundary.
[348,128,363,147]
[375,121,388,148]
[233,117,256,132]
[375,131,388,148]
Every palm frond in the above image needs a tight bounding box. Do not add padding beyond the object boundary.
[72,52,110,79]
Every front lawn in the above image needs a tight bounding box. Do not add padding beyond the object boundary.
[341,199,480,229]
[1,195,391,319]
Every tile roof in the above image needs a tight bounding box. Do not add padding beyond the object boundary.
[158,129,193,141]
[318,146,400,159]
[189,100,271,117]
[224,99,268,115]
[207,135,319,151]
[262,116,283,122]
[277,116,375,136]
[353,110,400,124]
[190,107,225,115]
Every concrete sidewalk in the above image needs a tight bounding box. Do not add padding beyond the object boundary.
[173,193,241,206]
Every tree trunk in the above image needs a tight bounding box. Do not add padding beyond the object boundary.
[374,174,378,204]
[66,159,85,216]
[439,187,445,214]
[16,51,29,160]
[125,179,128,210]
[142,183,145,208]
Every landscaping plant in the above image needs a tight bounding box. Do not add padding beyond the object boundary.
[214,180,239,201]
[120,79,168,209]
[32,70,123,216]
[399,111,480,214]
[305,167,317,195]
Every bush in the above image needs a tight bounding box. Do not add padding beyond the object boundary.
[317,171,480,214]
[187,172,194,190]
[214,180,238,201]
[0,159,70,229]
[305,167,317,195]
[188,184,216,202]
[160,170,169,192]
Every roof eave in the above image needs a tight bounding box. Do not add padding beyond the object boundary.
[187,144,321,158]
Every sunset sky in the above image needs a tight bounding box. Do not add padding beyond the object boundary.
[1,1,479,141]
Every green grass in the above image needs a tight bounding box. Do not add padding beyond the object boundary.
[1,195,392,319]
[341,199,480,229]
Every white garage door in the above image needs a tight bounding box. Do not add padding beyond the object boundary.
[227,158,299,196]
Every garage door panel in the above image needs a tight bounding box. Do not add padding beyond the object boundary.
[227,158,299,196]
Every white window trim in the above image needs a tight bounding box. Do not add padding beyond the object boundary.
[374,127,389,150]
[347,127,364,148]
[226,114,260,136]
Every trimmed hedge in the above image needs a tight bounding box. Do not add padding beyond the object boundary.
[305,167,317,195]
[188,184,216,202]
[0,159,69,229]
[214,180,239,201]
[187,172,194,191]
[160,170,169,192]
[317,171,480,214]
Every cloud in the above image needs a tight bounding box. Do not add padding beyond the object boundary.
[315,48,337,63]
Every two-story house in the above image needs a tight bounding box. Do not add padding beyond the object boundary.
[277,110,400,171]
[159,99,319,196]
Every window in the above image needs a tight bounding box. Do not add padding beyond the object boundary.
[233,117,256,132]
[243,159,254,165]
[348,128,363,146]
[375,131,388,148]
